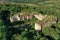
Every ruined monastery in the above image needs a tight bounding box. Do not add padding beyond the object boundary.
[10,12,57,31]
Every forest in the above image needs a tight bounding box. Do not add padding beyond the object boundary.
[0,0,60,40]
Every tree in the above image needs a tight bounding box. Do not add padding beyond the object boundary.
[0,20,4,26]
[11,34,22,40]
[42,27,59,40]
[40,37,48,40]
[54,23,60,29]
[0,26,7,40]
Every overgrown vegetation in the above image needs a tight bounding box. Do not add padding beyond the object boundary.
[0,0,60,40]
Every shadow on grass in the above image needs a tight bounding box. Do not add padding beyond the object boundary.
[46,36,55,40]
[0,10,11,40]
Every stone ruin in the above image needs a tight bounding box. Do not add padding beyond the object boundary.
[10,13,34,22]
[34,15,57,31]
[10,12,57,31]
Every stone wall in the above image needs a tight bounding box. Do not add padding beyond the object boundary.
[10,13,34,22]
[34,15,57,31]
[10,13,57,31]
[35,22,41,31]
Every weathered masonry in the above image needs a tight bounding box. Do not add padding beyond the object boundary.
[34,15,57,31]
[10,12,57,31]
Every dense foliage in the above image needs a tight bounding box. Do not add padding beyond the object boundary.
[4,0,47,4]
[0,0,60,40]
